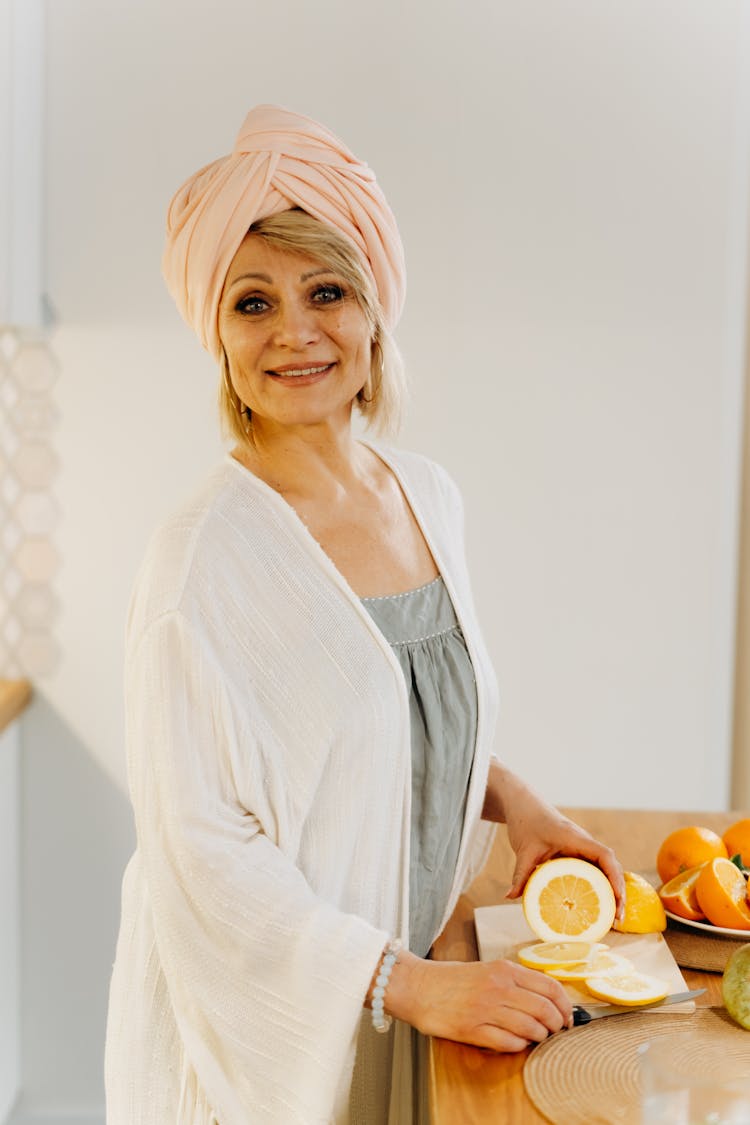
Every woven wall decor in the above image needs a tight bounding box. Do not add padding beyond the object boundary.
[0,328,60,676]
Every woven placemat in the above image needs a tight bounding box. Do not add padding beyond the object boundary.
[664,920,748,973]
[523,1007,749,1125]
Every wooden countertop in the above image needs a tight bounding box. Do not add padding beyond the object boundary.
[428,807,748,1123]
[0,678,32,734]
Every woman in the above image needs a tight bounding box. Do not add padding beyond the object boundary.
[105,105,624,1125]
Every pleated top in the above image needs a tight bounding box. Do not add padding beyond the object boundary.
[362,576,478,956]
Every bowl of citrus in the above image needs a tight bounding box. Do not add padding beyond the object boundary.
[656,820,750,936]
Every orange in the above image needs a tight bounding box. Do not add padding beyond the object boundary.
[695,857,750,930]
[656,826,728,884]
[722,819,750,868]
[658,864,707,921]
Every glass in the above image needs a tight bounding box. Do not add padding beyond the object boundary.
[639,1033,750,1124]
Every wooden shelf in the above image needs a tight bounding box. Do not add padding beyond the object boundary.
[0,679,32,734]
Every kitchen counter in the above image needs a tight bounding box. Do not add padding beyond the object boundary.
[0,679,31,734]
[428,806,747,1123]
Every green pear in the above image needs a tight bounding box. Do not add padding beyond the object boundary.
[722,942,750,1029]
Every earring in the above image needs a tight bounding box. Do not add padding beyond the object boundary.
[360,337,384,406]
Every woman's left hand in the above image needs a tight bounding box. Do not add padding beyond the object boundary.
[483,760,626,919]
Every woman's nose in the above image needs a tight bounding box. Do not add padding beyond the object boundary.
[272,300,321,348]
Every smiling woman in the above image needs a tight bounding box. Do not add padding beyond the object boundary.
[216,210,401,445]
[104,104,624,1125]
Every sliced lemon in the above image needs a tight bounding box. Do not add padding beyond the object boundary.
[517,941,602,970]
[583,971,670,1007]
[523,857,617,943]
[548,951,634,982]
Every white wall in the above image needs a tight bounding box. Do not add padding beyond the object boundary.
[16,0,750,1118]
[43,0,750,809]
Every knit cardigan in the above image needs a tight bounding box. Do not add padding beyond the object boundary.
[104,443,499,1125]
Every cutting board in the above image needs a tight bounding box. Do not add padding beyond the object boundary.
[474,903,695,1014]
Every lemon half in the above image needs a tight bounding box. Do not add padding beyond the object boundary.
[523,857,616,943]
[613,871,667,934]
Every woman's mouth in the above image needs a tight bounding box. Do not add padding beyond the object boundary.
[266,362,335,386]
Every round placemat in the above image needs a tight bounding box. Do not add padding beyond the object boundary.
[523,1008,749,1125]
[664,920,748,973]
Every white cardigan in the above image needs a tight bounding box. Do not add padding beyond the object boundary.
[105,444,499,1125]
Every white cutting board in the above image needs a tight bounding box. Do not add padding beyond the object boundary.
[474,903,696,1014]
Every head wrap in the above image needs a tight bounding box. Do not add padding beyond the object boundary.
[162,104,406,359]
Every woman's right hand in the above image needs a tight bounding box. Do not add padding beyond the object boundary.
[384,950,573,1052]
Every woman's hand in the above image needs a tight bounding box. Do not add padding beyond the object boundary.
[384,950,573,1052]
[483,760,626,917]
[504,804,625,916]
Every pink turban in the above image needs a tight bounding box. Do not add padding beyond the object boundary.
[162,104,406,359]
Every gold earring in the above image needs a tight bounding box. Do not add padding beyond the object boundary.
[361,339,384,405]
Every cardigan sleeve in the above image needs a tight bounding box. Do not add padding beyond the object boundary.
[125,609,390,1125]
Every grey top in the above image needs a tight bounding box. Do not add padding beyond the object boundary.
[361,576,478,957]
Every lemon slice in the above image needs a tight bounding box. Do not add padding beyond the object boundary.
[523,857,617,943]
[517,941,602,970]
[547,950,633,981]
[583,971,670,1006]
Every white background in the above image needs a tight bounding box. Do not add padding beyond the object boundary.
[13,1,750,1119]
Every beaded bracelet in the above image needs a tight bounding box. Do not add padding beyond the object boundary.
[371,939,402,1033]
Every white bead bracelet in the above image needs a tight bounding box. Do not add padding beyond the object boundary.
[371,939,402,1033]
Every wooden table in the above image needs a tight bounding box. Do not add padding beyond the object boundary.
[0,678,31,734]
[428,808,747,1123]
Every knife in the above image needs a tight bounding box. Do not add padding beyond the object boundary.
[572,988,706,1025]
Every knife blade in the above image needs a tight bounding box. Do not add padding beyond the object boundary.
[572,988,705,1025]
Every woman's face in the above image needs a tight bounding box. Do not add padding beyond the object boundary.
[218,234,372,436]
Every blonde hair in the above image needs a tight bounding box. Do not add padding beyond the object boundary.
[219,210,406,448]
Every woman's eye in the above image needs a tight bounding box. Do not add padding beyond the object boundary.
[236,295,270,315]
[311,284,345,304]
